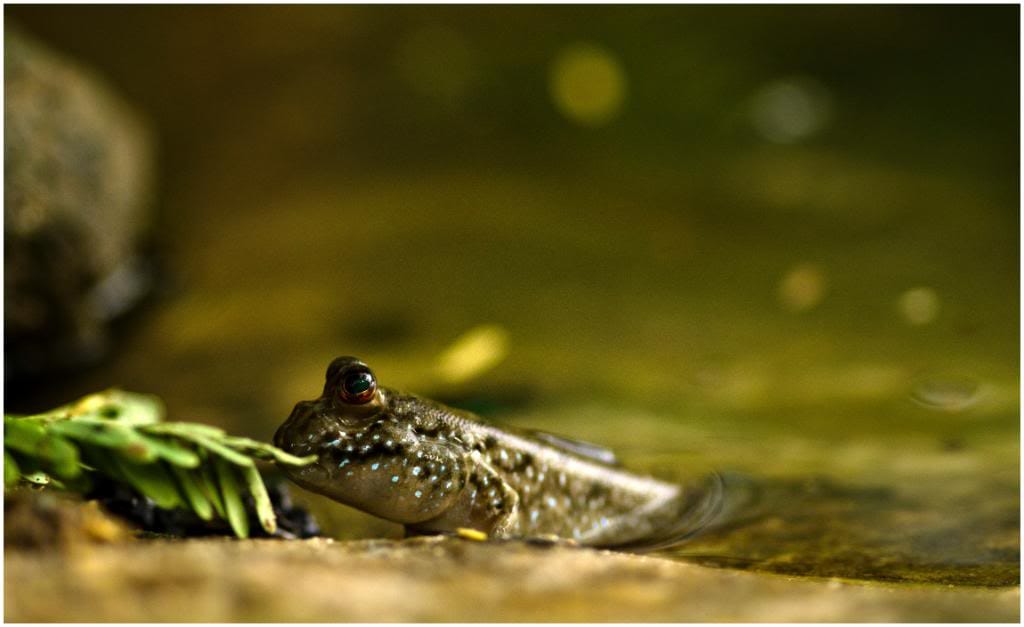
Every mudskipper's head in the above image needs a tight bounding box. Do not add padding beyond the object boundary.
[274,356,385,457]
[274,357,465,524]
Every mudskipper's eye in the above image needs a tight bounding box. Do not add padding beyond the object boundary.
[340,370,377,404]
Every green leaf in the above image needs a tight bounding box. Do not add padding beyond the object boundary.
[4,418,47,456]
[114,458,182,510]
[143,422,226,439]
[37,434,81,478]
[5,390,315,537]
[197,464,227,520]
[5,451,21,487]
[215,458,249,538]
[170,465,213,520]
[241,464,276,534]
[178,433,254,467]
[144,422,253,466]
[136,433,201,468]
[6,418,82,478]
[66,389,166,425]
[105,390,166,424]
[49,419,157,462]
[221,435,317,466]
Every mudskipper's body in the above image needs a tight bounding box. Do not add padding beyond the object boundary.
[274,357,722,549]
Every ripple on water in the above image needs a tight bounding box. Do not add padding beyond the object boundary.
[910,373,982,412]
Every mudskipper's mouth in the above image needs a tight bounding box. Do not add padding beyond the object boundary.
[274,400,321,457]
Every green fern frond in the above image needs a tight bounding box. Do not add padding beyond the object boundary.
[4,389,315,538]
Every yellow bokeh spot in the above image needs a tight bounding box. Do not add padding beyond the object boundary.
[549,43,627,127]
[778,263,828,312]
[898,287,940,325]
[435,324,510,385]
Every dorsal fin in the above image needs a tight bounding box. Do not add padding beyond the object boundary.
[524,429,619,466]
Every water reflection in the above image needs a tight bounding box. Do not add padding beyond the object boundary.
[666,474,1018,587]
[910,373,982,412]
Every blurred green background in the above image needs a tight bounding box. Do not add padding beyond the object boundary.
[6,5,1018,586]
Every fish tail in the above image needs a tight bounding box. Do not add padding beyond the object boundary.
[603,470,748,553]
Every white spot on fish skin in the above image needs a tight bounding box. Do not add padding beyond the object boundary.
[325,438,341,447]
[414,490,422,498]
[440,464,446,473]
[525,466,534,479]
[391,475,400,483]
[339,459,350,468]
[355,432,363,440]
[558,472,567,488]
[445,481,453,490]
[306,434,314,442]
[412,466,422,476]
[600,517,609,528]
[346,471,354,477]
[417,451,424,459]
[537,471,546,483]
[546,496,557,508]
[403,458,409,467]
[373,434,381,442]
[345,445,355,453]
[429,475,437,482]
[515,452,523,464]
[370,462,379,471]
[339,431,347,438]
[385,439,394,448]
[499,450,508,462]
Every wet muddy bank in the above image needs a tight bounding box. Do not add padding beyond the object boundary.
[5,536,1019,622]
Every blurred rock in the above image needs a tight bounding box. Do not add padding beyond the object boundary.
[4,24,155,382]
[4,491,133,551]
